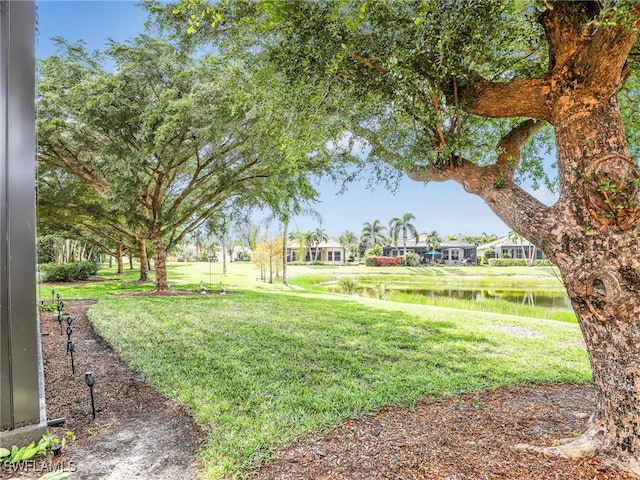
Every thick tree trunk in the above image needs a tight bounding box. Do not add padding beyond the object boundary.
[137,237,148,282]
[528,98,640,473]
[151,232,169,292]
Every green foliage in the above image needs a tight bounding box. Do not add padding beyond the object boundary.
[37,32,329,291]
[36,235,57,264]
[403,252,421,266]
[170,0,554,184]
[368,281,389,300]
[39,261,99,283]
[481,249,497,265]
[364,244,383,258]
[488,258,553,267]
[338,276,359,294]
[0,432,75,464]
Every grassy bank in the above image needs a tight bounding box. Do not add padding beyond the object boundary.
[43,262,588,479]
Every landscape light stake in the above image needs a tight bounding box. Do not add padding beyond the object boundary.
[51,444,62,457]
[66,324,73,343]
[57,314,63,335]
[67,340,75,374]
[85,372,96,420]
[51,289,55,305]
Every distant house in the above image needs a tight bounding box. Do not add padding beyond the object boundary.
[382,235,477,265]
[476,236,547,260]
[286,240,348,264]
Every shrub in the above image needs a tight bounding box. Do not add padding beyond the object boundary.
[481,248,496,265]
[369,281,389,300]
[40,261,99,282]
[372,256,402,267]
[488,258,554,267]
[338,277,359,295]
[403,252,421,266]
[364,245,383,258]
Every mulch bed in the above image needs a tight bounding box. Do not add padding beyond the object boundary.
[252,383,634,480]
[11,298,635,479]
[23,300,206,479]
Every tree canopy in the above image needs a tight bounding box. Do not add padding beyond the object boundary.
[172,0,640,473]
[37,32,329,290]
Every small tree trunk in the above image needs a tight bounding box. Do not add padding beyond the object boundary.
[282,221,288,286]
[222,239,227,275]
[117,244,124,275]
[151,232,169,292]
[137,237,148,282]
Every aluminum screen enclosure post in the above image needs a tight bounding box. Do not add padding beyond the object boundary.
[0,0,47,447]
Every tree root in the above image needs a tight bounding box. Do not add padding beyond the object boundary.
[514,423,640,478]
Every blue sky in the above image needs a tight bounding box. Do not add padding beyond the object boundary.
[36,1,554,239]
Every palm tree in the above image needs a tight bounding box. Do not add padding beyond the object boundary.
[509,230,536,267]
[479,232,499,245]
[301,230,314,262]
[290,231,307,263]
[424,230,442,264]
[338,230,359,261]
[311,227,328,261]
[267,199,320,285]
[461,235,481,246]
[389,213,419,262]
[388,218,401,254]
[361,219,387,248]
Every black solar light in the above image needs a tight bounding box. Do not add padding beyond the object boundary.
[66,325,73,343]
[67,340,75,374]
[57,314,63,335]
[51,289,55,305]
[85,372,96,420]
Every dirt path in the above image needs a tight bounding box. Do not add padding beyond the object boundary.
[35,300,205,480]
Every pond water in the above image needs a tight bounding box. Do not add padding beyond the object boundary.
[326,283,571,310]
[392,287,572,310]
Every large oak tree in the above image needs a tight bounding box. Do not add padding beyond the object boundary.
[176,0,640,474]
[38,34,325,292]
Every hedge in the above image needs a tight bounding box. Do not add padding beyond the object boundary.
[487,258,554,267]
[40,261,99,282]
[371,256,403,267]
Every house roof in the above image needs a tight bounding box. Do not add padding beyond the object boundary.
[477,236,536,250]
[287,240,345,249]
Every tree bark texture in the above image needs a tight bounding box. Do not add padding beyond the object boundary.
[137,237,148,282]
[151,232,169,292]
[405,3,640,472]
[117,244,124,275]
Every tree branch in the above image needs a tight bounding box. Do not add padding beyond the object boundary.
[455,76,552,121]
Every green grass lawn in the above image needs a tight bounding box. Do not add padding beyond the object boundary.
[42,261,589,479]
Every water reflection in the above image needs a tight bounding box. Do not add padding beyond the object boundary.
[327,284,571,310]
[395,287,571,310]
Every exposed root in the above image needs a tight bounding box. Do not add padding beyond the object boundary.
[515,420,640,478]
[514,431,599,459]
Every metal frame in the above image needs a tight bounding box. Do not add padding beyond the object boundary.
[0,0,46,446]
